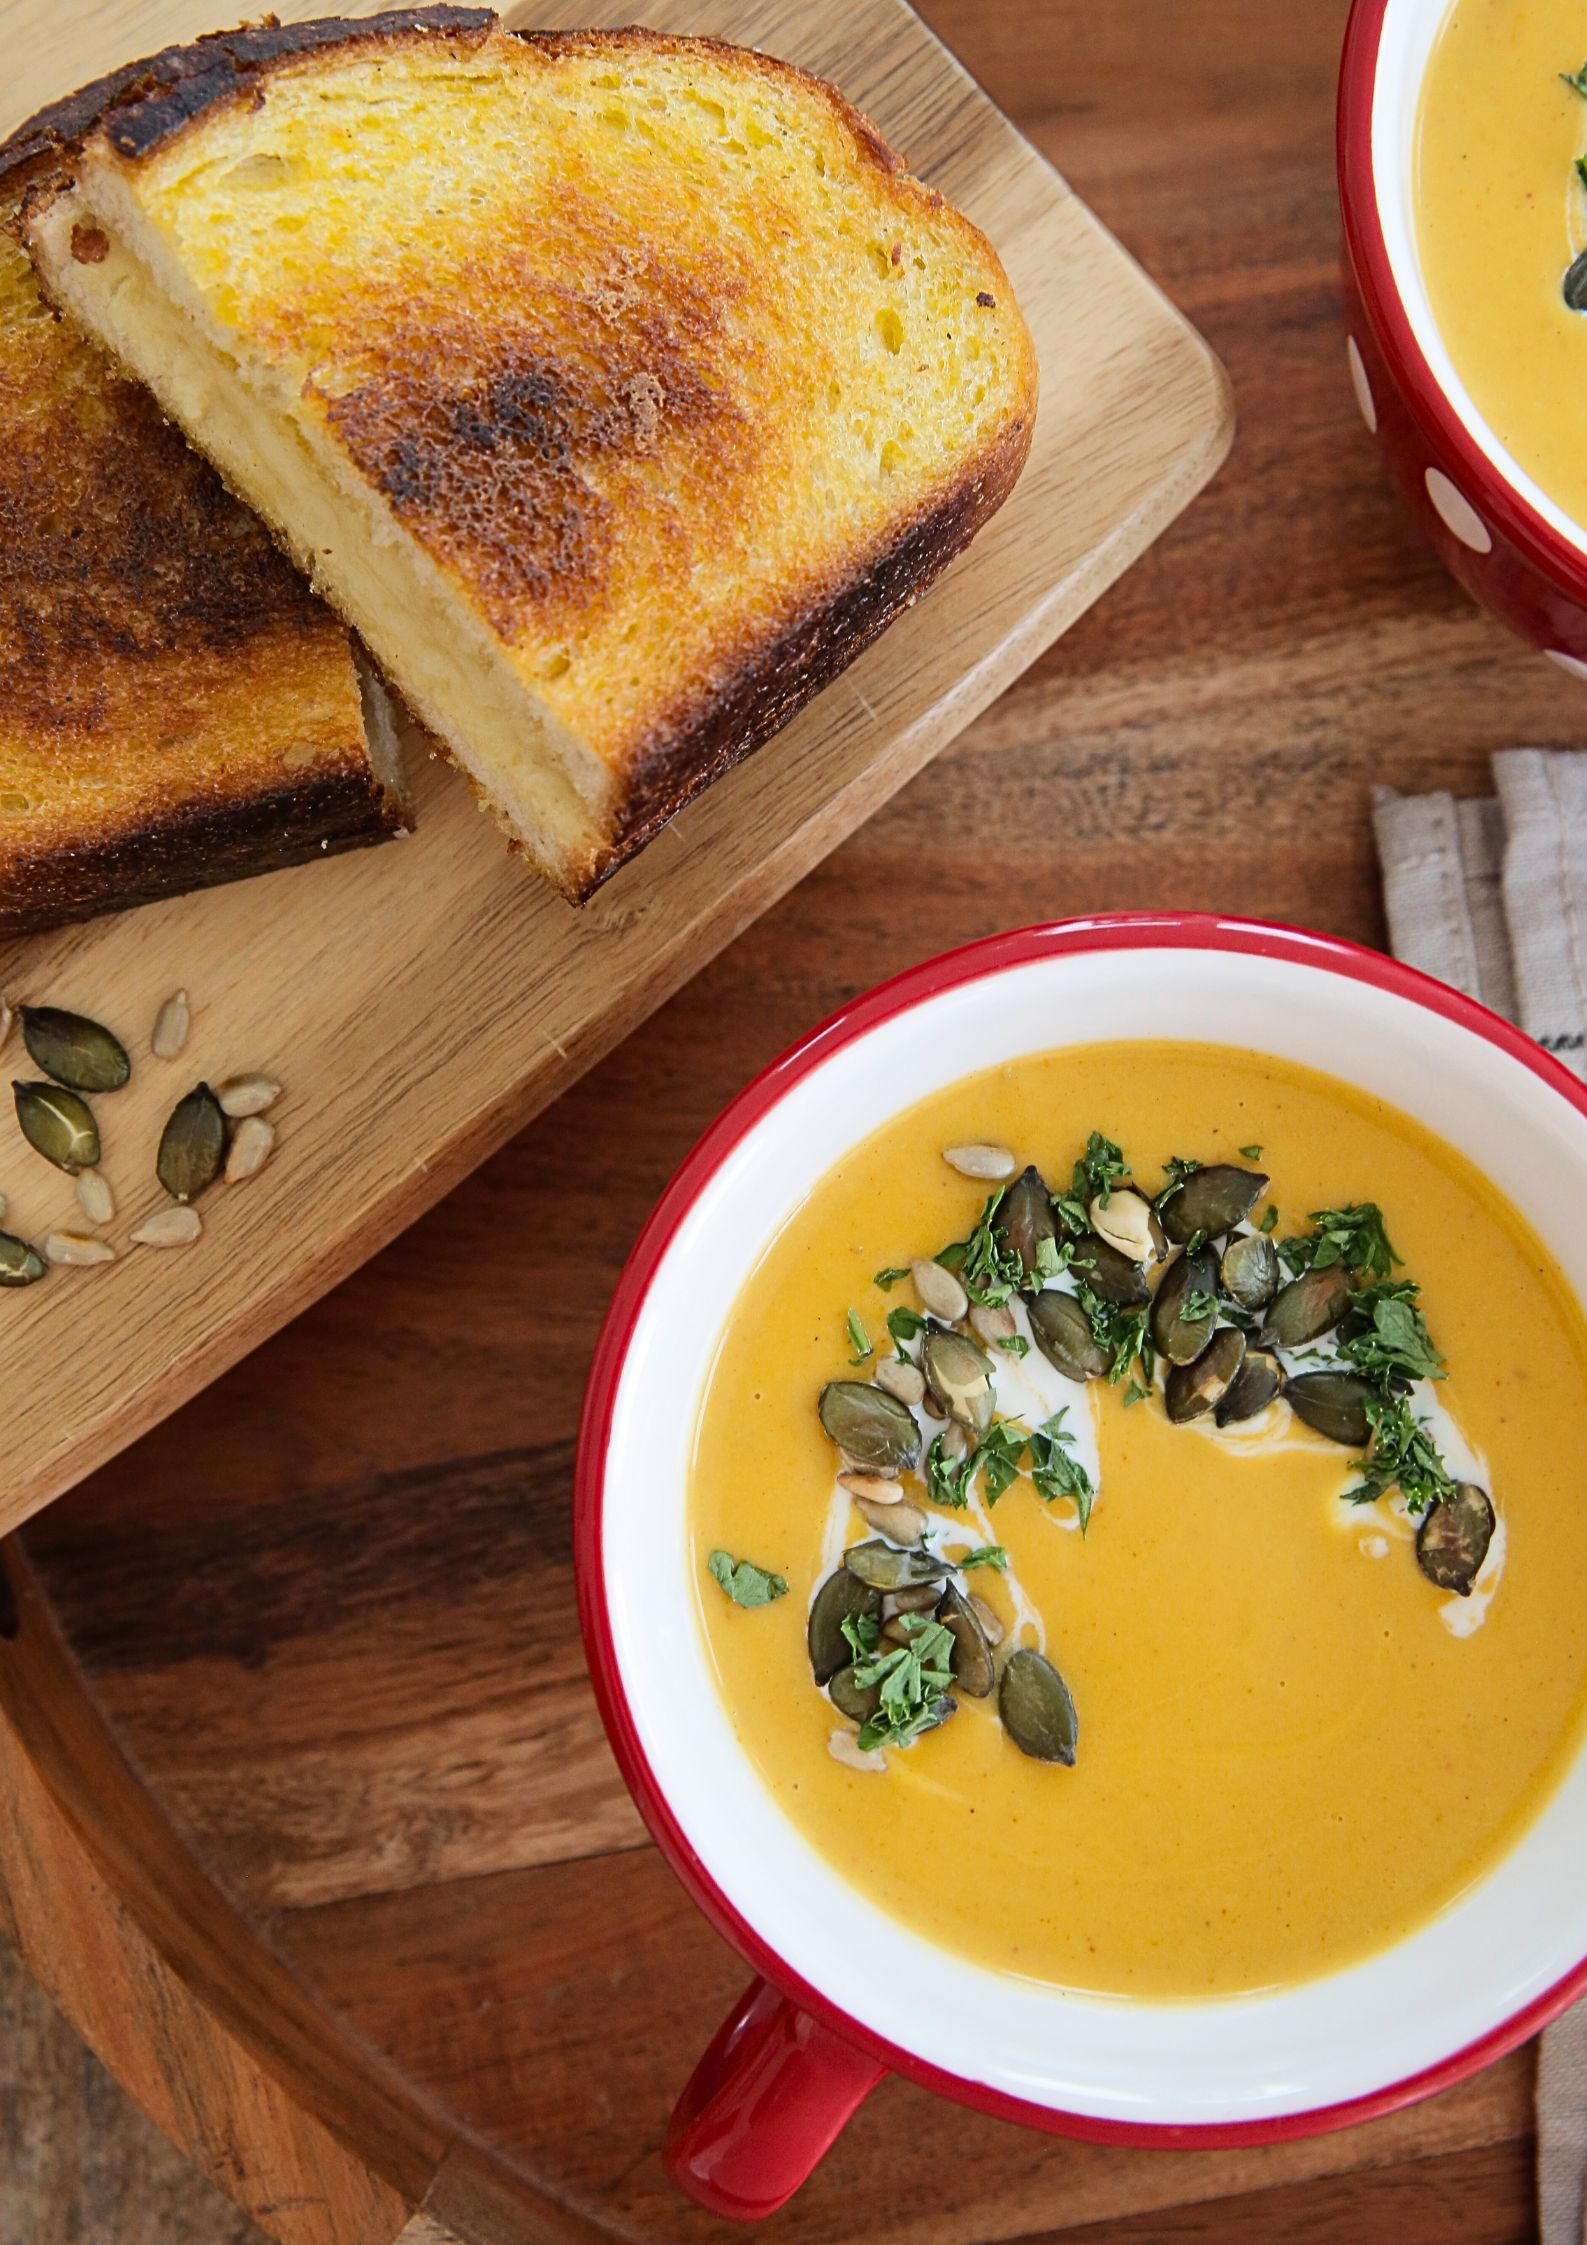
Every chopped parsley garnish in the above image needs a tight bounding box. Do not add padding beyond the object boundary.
[1339,1283,1445,1387]
[1259,1206,1278,1233]
[886,1305,928,1355]
[1028,1407,1096,1532]
[1181,1289,1220,1325]
[1563,58,1587,98]
[1345,1392,1455,1517]
[1123,1379,1149,1408]
[846,1611,956,1751]
[845,1309,872,1364]
[960,1544,1008,1571]
[993,1330,1030,1358]
[708,1551,788,1607]
[873,1265,909,1291]
[1155,1153,1202,1209]
[940,1188,1025,1305]
[1284,1202,1400,1281]
[1240,1143,1264,1160]
[973,1420,1029,1504]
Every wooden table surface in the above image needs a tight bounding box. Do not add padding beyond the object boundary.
[7,0,1583,2239]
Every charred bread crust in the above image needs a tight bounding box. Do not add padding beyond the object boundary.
[0,765,404,939]
[576,405,1034,897]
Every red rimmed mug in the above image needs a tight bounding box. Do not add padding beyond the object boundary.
[1340,0,1587,674]
[576,915,1587,2219]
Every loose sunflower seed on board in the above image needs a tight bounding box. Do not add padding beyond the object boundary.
[130,1205,202,1249]
[215,1073,281,1119]
[20,1006,130,1094]
[74,1168,114,1227]
[157,1083,226,1202]
[225,1115,275,1184]
[14,1081,99,1173]
[150,990,192,1060]
[43,1231,115,1268]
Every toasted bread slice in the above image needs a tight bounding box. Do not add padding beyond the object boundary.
[0,84,407,939]
[28,10,1036,901]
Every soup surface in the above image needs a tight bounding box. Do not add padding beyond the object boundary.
[1417,0,1587,527]
[688,1042,1587,1998]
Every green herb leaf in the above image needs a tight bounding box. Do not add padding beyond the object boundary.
[1345,1392,1455,1517]
[1240,1143,1264,1161]
[993,1332,1030,1358]
[1340,1283,1445,1387]
[1072,1130,1129,1211]
[1182,1289,1220,1325]
[940,1188,1025,1306]
[1156,1153,1202,1208]
[976,1420,1029,1504]
[1076,1286,1152,1385]
[1563,59,1587,98]
[841,1610,880,1660]
[852,1615,956,1750]
[1289,1203,1399,1281]
[886,1305,928,1354]
[1035,1234,1063,1281]
[1577,153,1587,195]
[845,1309,872,1365]
[925,1430,975,1509]
[873,1265,909,1291]
[1123,1380,1148,1408]
[708,1551,788,1607]
[1028,1407,1096,1532]
[960,1544,1008,1571]
[1259,1206,1278,1234]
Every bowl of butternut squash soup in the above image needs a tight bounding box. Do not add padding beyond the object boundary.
[575,916,1587,2218]
[1340,0,1587,665]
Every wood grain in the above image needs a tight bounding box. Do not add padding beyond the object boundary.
[0,0,1228,1545]
[4,0,1580,2239]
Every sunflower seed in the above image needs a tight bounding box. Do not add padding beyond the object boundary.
[157,1084,226,1202]
[74,1168,113,1227]
[839,1471,903,1504]
[857,1494,927,1543]
[14,1081,99,1173]
[224,1115,275,1184]
[942,1142,1016,1182]
[215,1073,280,1119]
[828,1729,887,1773]
[20,1006,130,1094]
[969,1302,1016,1345]
[44,1231,114,1267]
[151,990,191,1060]
[130,1205,202,1249]
[873,1357,925,1407]
[911,1257,967,1323]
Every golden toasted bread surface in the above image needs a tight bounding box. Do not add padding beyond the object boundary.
[0,128,406,935]
[39,11,1035,897]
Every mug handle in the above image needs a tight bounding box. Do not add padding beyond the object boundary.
[663,1976,888,2220]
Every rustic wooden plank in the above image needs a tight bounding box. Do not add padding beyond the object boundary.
[0,0,1228,1546]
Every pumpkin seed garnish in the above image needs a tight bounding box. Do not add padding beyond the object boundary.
[1027,1289,1107,1382]
[921,1324,995,1435]
[1221,1229,1279,1311]
[1564,247,1587,313]
[937,1582,996,1698]
[1284,1369,1378,1447]
[1069,1231,1149,1308]
[1416,1483,1495,1595]
[1215,1347,1282,1426]
[19,1006,130,1094]
[999,1648,1078,1765]
[828,1664,883,1724]
[808,1568,882,1683]
[156,1083,226,1202]
[998,1166,1058,1287]
[1262,1263,1353,1347]
[1165,1327,1246,1423]
[1159,1163,1267,1245]
[151,990,191,1060]
[1150,1244,1219,1365]
[0,1230,45,1286]
[818,1380,921,1474]
[14,1081,99,1173]
[843,1540,949,1593]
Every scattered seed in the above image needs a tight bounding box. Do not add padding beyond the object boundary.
[14,1081,99,1173]
[819,1380,921,1473]
[968,1593,1005,1647]
[0,997,11,1053]
[1088,1187,1165,1265]
[942,1141,1016,1182]
[215,1072,280,1119]
[873,1356,925,1407]
[130,1205,202,1249]
[883,1583,942,1617]
[19,1006,130,1094]
[911,1257,967,1323]
[151,990,191,1060]
[940,1421,973,1466]
[838,1471,903,1505]
[922,1325,995,1434]
[857,1495,927,1543]
[74,1168,114,1227]
[828,1729,887,1774]
[43,1230,114,1267]
[969,1302,1016,1345]
[1359,1535,1389,1561]
[224,1115,275,1184]
[157,1084,226,1202]
[0,1229,44,1285]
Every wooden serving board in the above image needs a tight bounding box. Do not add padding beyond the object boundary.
[0,0,1229,1540]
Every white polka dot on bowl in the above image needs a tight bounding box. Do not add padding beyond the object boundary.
[1346,336,1377,434]
[1425,467,1493,554]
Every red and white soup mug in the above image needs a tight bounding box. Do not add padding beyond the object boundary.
[1340,0,1587,669]
[575,916,1587,2219]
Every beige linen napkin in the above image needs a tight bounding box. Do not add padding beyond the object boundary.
[1374,750,1587,2245]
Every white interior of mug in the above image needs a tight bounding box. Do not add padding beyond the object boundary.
[597,941,1587,2124]
[1369,0,1587,558]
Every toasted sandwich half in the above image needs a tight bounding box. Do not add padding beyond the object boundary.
[27,9,1037,902]
[0,80,407,939]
